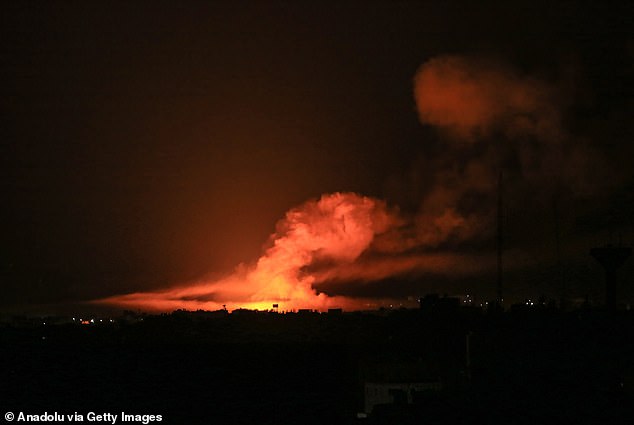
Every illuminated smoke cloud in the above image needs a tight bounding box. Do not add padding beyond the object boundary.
[96,55,607,312]
[96,192,401,311]
[413,55,562,142]
[311,252,495,284]
[408,54,611,250]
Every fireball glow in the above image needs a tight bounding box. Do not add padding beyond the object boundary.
[94,54,582,313]
[96,192,402,312]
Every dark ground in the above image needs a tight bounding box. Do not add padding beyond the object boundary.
[1,308,633,424]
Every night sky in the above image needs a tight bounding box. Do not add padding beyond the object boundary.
[2,1,633,314]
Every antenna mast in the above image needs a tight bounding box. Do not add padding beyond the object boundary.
[497,170,504,306]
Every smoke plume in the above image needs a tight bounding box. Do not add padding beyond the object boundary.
[96,192,403,311]
[413,55,562,142]
[407,54,612,254]
[97,54,610,311]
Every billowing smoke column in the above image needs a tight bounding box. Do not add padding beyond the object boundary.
[408,54,607,249]
[96,193,400,311]
[97,54,601,312]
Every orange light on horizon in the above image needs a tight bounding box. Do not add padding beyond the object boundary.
[93,193,401,313]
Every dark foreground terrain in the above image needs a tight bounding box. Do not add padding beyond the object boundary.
[2,307,634,424]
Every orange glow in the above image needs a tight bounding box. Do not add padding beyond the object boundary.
[413,55,558,141]
[95,193,402,312]
[311,252,493,284]
[94,57,563,314]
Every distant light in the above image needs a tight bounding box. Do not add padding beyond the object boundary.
[90,319,95,323]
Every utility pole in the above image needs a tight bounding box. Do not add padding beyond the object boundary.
[497,171,504,306]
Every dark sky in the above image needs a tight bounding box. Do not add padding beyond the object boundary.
[2,1,633,313]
